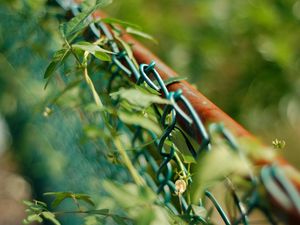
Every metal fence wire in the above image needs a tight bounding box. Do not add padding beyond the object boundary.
[48,1,300,224]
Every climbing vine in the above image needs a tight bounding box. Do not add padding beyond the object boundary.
[22,1,299,225]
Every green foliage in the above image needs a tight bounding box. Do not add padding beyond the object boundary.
[23,195,128,225]
[101,17,141,30]
[60,0,112,41]
[80,0,112,10]
[163,77,187,86]
[110,87,170,108]
[118,111,162,135]
[23,186,188,225]
[1,0,298,225]
[41,212,61,225]
[192,144,250,201]
[102,181,187,225]
[44,192,95,208]
[125,27,157,43]
[44,48,71,88]
[23,200,61,225]
[72,41,113,61]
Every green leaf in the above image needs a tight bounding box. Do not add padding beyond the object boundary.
[44,48,70,88]
[72,41,112,61]
[170,128,198,161]
[81,0,112,12]
[89,209,110,215]
[44,192,72,208]
[182,154,196,164]
[23,200,34,207]
[73,193,95,207]
[113,32,134,61]
[34,200,48,208]
[41,212,61,225]
[59,12,91,40]
[44,192,95,208]
[61,0,112,40]
[94,51,111,61]
[101,17,141,30]
[23,200,48,213]
[112,215,128,225]
[25,214,43,223]
[110,88,170,108]
[126,27,157,43]
[192,146,249,202]
[163,77,187,86]
[118,111,162,135]
[168,211,189,225]
[72,41,114,54]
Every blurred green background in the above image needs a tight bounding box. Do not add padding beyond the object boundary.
[107,0,300,167]
[0,0,299,224]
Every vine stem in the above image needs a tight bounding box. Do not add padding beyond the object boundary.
[187,163,191,205]
[82,51,145,187]
[83,52,103,107]
[114,137,146,186]
[52,210,131,220]
[174,152,187,179]
[174,149,191,204]
[64,38,82,67]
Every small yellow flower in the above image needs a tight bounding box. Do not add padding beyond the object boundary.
[272,138,286,150]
